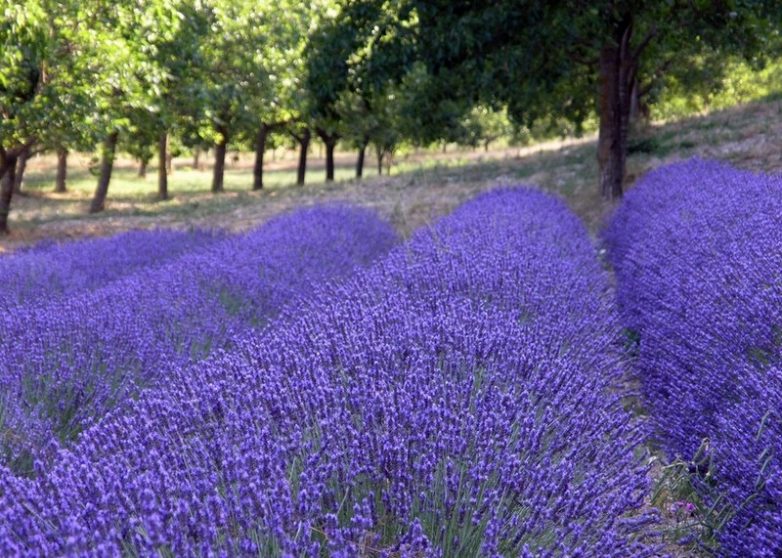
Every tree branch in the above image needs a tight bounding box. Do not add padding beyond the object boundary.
[632,26,658,61]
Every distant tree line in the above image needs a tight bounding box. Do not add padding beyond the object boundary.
[1,0,780,233]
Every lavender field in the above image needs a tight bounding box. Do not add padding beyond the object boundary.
[0,159,779,557]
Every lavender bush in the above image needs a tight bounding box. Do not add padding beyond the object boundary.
[1,189,656,556]
[0,204,398,474]
[605,159,782,556]
[0,229,221,309]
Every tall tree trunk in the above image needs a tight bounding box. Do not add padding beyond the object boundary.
[55,148,68,192]
[193,148,200,170]
[296,129,310,186]
[316,128,339,182]
[89,130,119,213]
[356,142,367,179]
[0,155,18,234]
[212,130,228,193]
[324,140,336,182]
[376,145,383,175]
[138,159,148,178]
[597,27,634,201]
[158,132,169,200]
[253,124,268,191]
[14,148,29,194]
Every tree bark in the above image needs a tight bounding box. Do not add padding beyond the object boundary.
[14,148,29,194]
[315,128,340,182]
[158,132,169,200]
[356,142,367,179]
[89,130,119,213]
[253,124,268,191]
[193,148,200,170]
[138,159,148,178]
[55,148,67,192]
[296,128,310,186]
[376,145,383,175]
[0,155,18,234]
[597,23,635,201]
[212,130,228,193]
[324,139,336,182]
[165,144,173,176]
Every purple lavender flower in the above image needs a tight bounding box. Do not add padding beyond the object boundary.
[1,189,656,556]
[0,204,397,474]
[0,229,222,309]
[605,158,782,556]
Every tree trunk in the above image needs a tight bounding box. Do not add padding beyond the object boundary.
[193,148,200,170]
[165,143,173,176]
[296,129,310,186]
[597,30,634,201]
[253,124,268,191]
[356,143,367,179]
[376,145,383,175]
[14,148,29,194]
[55,148,67,192]
[315,128,339,182]
[0,155,18,234]
[138,159,148,178]
[629,75,650,126]
[89,130,119,213]
[324,140,336,182]
[212,131,228,193]
[158,132,169,200]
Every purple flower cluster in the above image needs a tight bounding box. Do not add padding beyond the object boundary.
[0,204,398,474]
[0,229,221,309]
[605,159,782,556]
[1,189,656,556]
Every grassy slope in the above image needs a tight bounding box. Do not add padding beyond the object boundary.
[2,96,781,251]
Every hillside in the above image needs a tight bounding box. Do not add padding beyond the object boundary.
[2,96,780,252]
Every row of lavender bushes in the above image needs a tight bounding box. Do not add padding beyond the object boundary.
[605,159,782,556]
[0,205,398,476]
[1,189,657,556]
[0,229,222,309]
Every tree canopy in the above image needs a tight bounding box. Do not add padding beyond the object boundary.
[1,0,780,232]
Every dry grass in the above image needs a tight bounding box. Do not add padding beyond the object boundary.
[2,96,781,252]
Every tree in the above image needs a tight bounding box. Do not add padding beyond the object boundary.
[347,0,778,199]
[244,3,307,191]
[1,1,79,231]
[88,1,178,213]
[305,13,350,183]
[196,0,307,193]
[145,0,214,200]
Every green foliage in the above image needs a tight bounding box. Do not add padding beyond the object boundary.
[653,57,782,121]
[196,0,310,146]
[340,0,781,142]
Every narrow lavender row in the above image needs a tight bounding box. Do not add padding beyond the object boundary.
[1,189,656,556]
[0,229,222,309]
[605,159,782,556]
[0,204,398,475]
